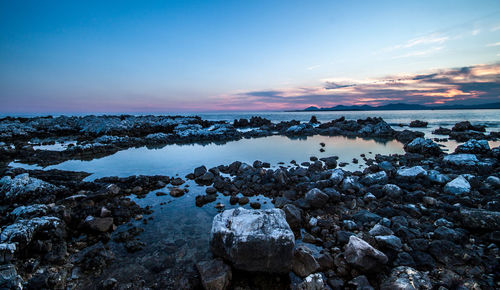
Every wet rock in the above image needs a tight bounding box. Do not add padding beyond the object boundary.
[85,216,114,232]
[361,171,388,185]
[443,154,478,167]
[404,138,442,156]
[305,188,329,208]
[348,275,374,290]
[196,194,217,207]
[250,202,261,209]
[0,244,16,264]
[380,266,432,290]
[1,216,61,247]
[0,173,59,203]
[329,169,344,185]
[124,239,145,253]
[459,208,500,230]
[426,170,449,184]
[238,196,249,205]
[396,166,427,178]
[452,121,485,132]
[196,259,232,290]
[292,244,320,277]
[455,139,490,154]
[382,184,402,198]
[396,130,425,144]
[344,236,388,272]
[196,172,215,185]
[170,187,185,197]
[320,156,338,169]
[409,120,428,128]
[170,177,185,186]
[443,176,470,195]
[210,207,295,273]
[369,224,393,236]
[194,165,208,178]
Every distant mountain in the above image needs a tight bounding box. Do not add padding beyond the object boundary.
[295,102,500,111]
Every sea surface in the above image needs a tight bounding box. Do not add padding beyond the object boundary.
[6,109,500,285]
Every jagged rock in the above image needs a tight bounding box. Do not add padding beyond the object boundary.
[295,273,326,290]
[404,138,442,156]
[344,236,388,272]
[455,139,490,154]
[292,244,320,277]
[0,173,59,203]
[10,204,49,220]
[305,188,329,208]
[283,204,303,230]
[1,216,61,247]
[443,176,470,195]
[380,266,432,290]
[361,171,388,185]
[396,166,427,178]
[210,208,295,273]
[196,259,232,290]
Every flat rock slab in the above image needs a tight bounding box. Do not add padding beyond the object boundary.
[210,207,295,273]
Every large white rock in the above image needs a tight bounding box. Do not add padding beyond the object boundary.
[443,176,470,195]
[396,166,427,178]
[210,208,295,273]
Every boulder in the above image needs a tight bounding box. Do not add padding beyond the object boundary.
[455,139,490,154]
[196,259,232,290]
[292,244,320,277]
[443,154,478,167]
[443,176,470,195]
[210,208,295,273]
[409,120,428,128]
[404,138,442,156]
[320,156,338,169]
[361,171,388,185]
[396,166,427,178]
[344,236,388,272]
[380,266,432,290]
[305,188,329,208]
[0,173,59,203]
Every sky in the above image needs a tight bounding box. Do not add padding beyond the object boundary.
[0,0,499,113]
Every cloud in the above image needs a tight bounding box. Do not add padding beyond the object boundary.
[209,63,500,110]
[307,65,321,70]
[486,42,500,47]
[392,46,444,59]
[387,33,449,51]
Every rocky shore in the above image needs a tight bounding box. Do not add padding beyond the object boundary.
[0,114,498,289]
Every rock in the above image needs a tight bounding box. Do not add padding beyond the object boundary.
[347,275,374,290]
[459,208,500,230]
[0,264,24,289]
[10,204,49,220]
[292,244,320,277]
[170,177,185,186]
[404,138,442,156]
[352,210,382,224]
[361,171,388,185]
[380,266,432,290]
[396,130,425,144]
[102,278,118,289]
[196,172,215,185]
[194,165,208,177]
[295,273,326,290]
[426,170,449,184]
[409,120,428,128]
[443,154,478,167]
[382,184,402,198]
[250,202,261,209]
[341,176,362,191]
[378,161,394,171]
[305,188,329,208]
[486,176,500,188]
[210,208,295,273]
[369,224,393,236]
[196,259,232,290]
[85,216,114,232]
[1,216,61,247]
[455,139,490,154]
[0,173,59,203]
[169,187,185,197]
[320,156,338,169]
[283,204,303,230]
[375,235,402,250]
[396,166,427,178]
[443,176,470,195]
[329,169,344,185]
[452,121,485,132]
[0,244,16,264]
[344,236,388,272]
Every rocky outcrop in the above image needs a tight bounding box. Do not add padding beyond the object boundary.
[210,208,295,273]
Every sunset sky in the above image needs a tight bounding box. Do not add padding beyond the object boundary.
[1,0,499,113]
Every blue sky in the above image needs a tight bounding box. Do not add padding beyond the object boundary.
[0,0,499,112]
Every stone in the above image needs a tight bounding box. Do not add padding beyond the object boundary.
[380,266,432,290]
[347,275,374,290]
[283,204,303,230]
[0,173,59,203]
[0,244,16,264]
[296,273,326,290]
[404,138,442,156]
[455,139,490,154]
[292,244,320,277]
[210,208,295,273]
[443,154,478,167]
[194,165,208,177]
[344,236,388,272]
[0,264,24,289]
[1,216,61,247]
[329,169,344,185]
[443,176,470,195]
[10,204,49,220]
[382,184,402,198]
[409,120,428,128]
[305,188,329,208]
[396,166,427,178]
[427,170,449,184]
[369,224,393,236]
[169,187,185,197]
[321,156,338,169]
[361,171,388,185]
[196,259,232,290]
[352,210,382,224]
[85,216,114,232]
[459,208,500,230]
[375,235,402,250]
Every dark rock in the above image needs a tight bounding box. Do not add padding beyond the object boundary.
[196,258,232,290]
[380,266,432,290]
[292,244,320,277]
[305,188,329,208]
[409,120,428,128]
[344,236,388,272]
